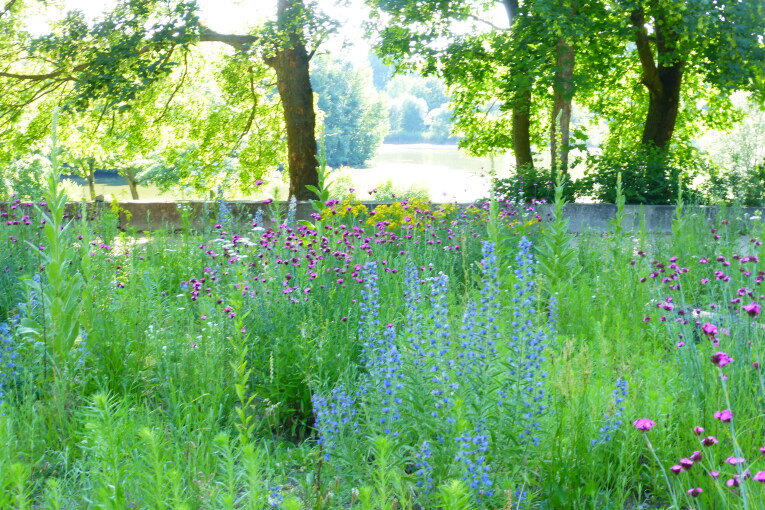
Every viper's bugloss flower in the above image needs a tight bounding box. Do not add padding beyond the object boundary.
[633,418,656,431]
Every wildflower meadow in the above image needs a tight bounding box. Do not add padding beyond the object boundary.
[2,155,765,509]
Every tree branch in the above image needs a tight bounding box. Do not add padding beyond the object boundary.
[1,0,19,19]
[198,27,259,51]
[630,9,661,96]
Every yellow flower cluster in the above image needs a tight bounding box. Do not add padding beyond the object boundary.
[366,199,459,230]
[321,197,369,221]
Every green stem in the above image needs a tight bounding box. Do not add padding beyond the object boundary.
[644,434,678,509]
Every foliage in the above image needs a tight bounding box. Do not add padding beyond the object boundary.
[576,144,707,205]
[311,56,388,168]
[0,154,49,201]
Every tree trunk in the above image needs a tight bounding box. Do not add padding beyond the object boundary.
[125,168,140,199]
[512,96,534,169]
[271,0,318,200]
[551,38,575,173]
[86,160,96,200]
[641,63,682,149]
[631,9,684,150]
[503,0,534,170]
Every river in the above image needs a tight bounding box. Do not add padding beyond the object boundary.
[61,144,515,202]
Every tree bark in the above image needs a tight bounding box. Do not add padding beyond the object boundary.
[124,168,140,200]
[270,0,318,200]
[550,39,575,174]
[631,8,684,149]
[86,159,96,200]
[512,92,534,168]
[503,0,534,170]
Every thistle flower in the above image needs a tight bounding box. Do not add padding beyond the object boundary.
[711,352,733,367]
[743,302,761,317]
[714,410,733,422]
[633,418,656,431]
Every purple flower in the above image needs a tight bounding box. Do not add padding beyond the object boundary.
[693,426,704,436]
[725,456,746,465]
[670,465,683,474]
[680,458,694,470]
[690,450,702,462]
[714,410,733,422]
[701,323,718,336]
[754,471,765,483]
[633,418,656,431]
[701,436,718,446]
[711,352,733,367]
[710,471,720,479]
[743,302,762,317]
[686,488,703,497]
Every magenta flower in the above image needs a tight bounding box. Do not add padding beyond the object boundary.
[754,471,765,482]
[725,456,746,465]
[711,351,733,367]
[701,323,718,336]
[710,471,720,479]
[760,446,765,455]
[693,426,704,436]
[690,450,703,462]
[743,302,762,317]
[686,487,703,497]
[701,436,719,446]
[680,458,694,470]
[670,465,683,474]
[714,410,733,422]
[633,418,656,431]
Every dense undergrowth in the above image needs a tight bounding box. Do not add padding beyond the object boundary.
[1,165,765,509]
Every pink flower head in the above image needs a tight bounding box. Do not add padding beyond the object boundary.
[727,477,740,487]
[714,409,733,422]
[679,458,693,470]
[701,323,718,336]
[754,471,765,483]
[711,352,733,367]
[725,456,746,465]
[743,302,762,317]
[670,465,683,474]
[686,487,703,497]
[690,450,703,462]
[710,471,720,479]
[633,418,656,431]
[760,446,765,455]
[701,436,719,446]
[693,426,704,436]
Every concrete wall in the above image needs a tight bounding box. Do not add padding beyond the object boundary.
[63,200,765,233]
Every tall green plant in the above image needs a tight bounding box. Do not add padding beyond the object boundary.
[18,112,84,376]
[536,170,580,291]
